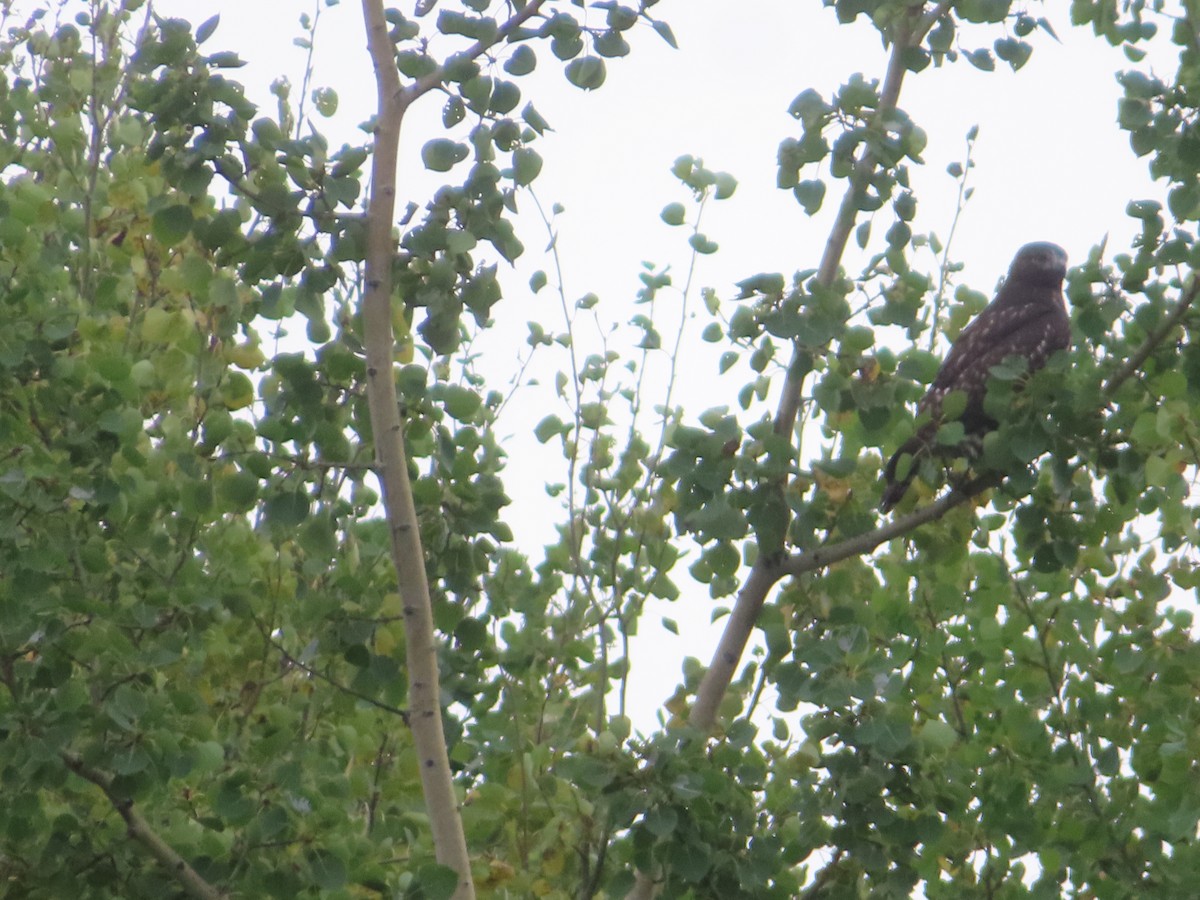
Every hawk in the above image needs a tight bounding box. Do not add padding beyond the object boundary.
[880,241,1070,512]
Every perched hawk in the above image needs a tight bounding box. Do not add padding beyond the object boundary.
[880,241,1070,512]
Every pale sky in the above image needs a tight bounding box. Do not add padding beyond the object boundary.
[135,0,1170,728]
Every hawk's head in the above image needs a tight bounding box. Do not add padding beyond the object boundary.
[1008,241,1068,289]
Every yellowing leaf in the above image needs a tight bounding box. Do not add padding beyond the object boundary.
[226,342,265,370]
[221,372,255,410]
[141,307,172,342]
[814,468,851,503]
[374,623,399,656]
[542,850,565,877]
[380,592,403,617]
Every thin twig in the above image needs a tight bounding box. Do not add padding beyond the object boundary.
[294,0,323,139]
[269,638,410,723]
[781,474,999,577]
[927,127,976,352]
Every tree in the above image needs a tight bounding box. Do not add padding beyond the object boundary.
[1,1,1199,898]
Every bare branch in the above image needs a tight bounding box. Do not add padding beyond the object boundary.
[62,753,226,900]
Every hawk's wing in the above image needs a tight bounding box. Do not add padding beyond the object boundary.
[918,300,1069,428]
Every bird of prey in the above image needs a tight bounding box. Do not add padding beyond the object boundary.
[880,241,1071,512]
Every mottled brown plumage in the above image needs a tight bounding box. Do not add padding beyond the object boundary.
[880,242,1070,512]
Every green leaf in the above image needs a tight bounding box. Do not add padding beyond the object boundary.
[106,684,147,731]
[1008,425,1046,463]
[594,30,630,58]
[193,741,225,774]
[793,179,825,215]
[441,384,482,421]
[994,37,1032,70]
[941,389,967,420]
[437,9,497,42]
[95,355,132,384]
[442,96,465,128]
[195,14,220,44]
[504,45,537,76]
[522,102,550,134]
[512,147,542,186]
[898,350,940,383]
[855,717,913,757]
[204,51,244,68]
[660,202,686,226]
[886,220,911,248]
[960,0,1009,23]
[935,421,965,446]
[1126,199,1161,220]
[264,491,310,528]
[151,204,194,245]
[535,415,565,443]
[309,854,348,897]
[669,840,711,883]
[565,57,606,91]
[651,19,678,49]
[418,863,462,900]
[421,138,469,172]
[455,617,488,652]
[311,86,338,117]
[735,272,785,296]
[488,80,521,114]
[713,171,737,200]
[965,48,995,71]
[643,805,679,836]
[97,407,143,438]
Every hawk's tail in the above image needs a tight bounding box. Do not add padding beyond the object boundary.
[880,436,925,513]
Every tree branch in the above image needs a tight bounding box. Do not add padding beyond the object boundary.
[688,475,997,729]
[772,0,952,439]
[360,1,475,895]
[693,2,952,737]
[409,1,548,103]
[61,753,225,900]
[779,473,999,576]
[269,637,410,724]
[688,271,1200,737]
[629,6,956,897]
[1103,279,1198,398]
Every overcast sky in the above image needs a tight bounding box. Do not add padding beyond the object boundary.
[141,1,1165,277]
[136,0,1170,727]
